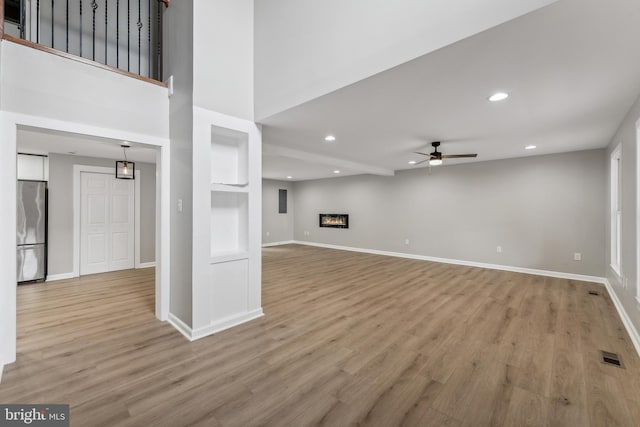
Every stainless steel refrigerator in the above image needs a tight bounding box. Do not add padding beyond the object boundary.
[17,180,47,283]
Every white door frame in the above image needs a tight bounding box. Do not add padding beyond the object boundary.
[74,166,144,276]
[636,118,640,305]
[0,111,170,368]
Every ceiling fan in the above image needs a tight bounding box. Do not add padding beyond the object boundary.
[413,141,477,166]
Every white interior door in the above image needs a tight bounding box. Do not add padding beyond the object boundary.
[80,172,135,275]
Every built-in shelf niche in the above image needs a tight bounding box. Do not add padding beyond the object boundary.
[210,192,248,259]
[211,125,248,186]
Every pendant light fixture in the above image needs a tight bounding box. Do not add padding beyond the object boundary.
[116,143,135,180]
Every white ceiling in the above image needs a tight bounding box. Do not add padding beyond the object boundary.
[17,126,158,163]
[260,0,640,181]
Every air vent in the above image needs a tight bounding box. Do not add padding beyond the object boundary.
[600,350,624,368]
[588,290,600,296]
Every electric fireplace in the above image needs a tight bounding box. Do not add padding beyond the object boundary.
[319,214,349,229]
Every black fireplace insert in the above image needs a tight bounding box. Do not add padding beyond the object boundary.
[319,214,349,229]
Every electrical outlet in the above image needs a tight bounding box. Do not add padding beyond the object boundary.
[266,231,270,237]
[574,253,582,261]
[405,238,410,245]
[177,199,183,213]
[304,230,310,236]
[496,246,502,253]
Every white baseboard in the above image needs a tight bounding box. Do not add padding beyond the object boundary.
[46,272,76,282]
[168,313,193,341]
[604,279,640,358]
[191,309,264,341]
[291,240,606,284]
[169,309,264,342]
[262,240,295,248]
[137,262,156,269]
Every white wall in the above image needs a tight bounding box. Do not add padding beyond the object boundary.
[293,150,606,277]
[193,0,253,121]
[0,40,169,138]
[254,0,556,119]
[606,92,640,344]
[164,0,194,327]
[262,179,294,244]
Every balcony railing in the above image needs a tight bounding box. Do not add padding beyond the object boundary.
[3,0,166,82]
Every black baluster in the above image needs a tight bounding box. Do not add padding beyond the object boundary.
[148,0,151,77]
[156,1,161,80]
[79,0,83,56]
[91,0,97,60]
[51,0,54,48]
[127,0,130,71]
[105,0,108,63]
[137,0,142,75]
[19,0,25,39]
[116,0,120,68]
[65,0,69,51]
[36,0,40,43]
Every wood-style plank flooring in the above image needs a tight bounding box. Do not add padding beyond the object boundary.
[1,244,639,426]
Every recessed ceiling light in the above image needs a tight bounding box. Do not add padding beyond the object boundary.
[325,135,336,142]
[333,170,341,174]
[525,145,537,150]
[408,160,417,165]
[286,176,293,179]
[489,92,509,102]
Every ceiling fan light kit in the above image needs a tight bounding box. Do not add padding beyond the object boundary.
[412,141,478,167]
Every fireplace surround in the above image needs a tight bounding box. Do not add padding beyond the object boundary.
[319,214,349,229]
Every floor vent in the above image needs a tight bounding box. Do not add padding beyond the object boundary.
[588,290,600,296]
[600,350,624,368]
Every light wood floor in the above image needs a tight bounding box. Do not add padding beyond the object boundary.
[1,245,639,426]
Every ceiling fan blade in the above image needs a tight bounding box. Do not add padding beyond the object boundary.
[413,152,433,157]
[413,159,430,165]
[442,154,478,159]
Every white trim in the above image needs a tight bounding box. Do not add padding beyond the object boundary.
[134,170,142,268]
[168,313,193,341]
[262,240,295,247]
[1,111,171,368]
[169,308,264,341]
[191,309,264,341]
[636,119,640,302]
[46,272,76,282]
[0,364,3,384]
[169,309,264,342]
[73,166,142,277]
[290,241,606,284]
[610,143,622,276]
[137,262,156,269]
[604,279,640,358]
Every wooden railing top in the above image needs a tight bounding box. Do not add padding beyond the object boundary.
[2,35,168,88]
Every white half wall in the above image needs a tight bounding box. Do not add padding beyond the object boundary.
[0,39,169,138]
